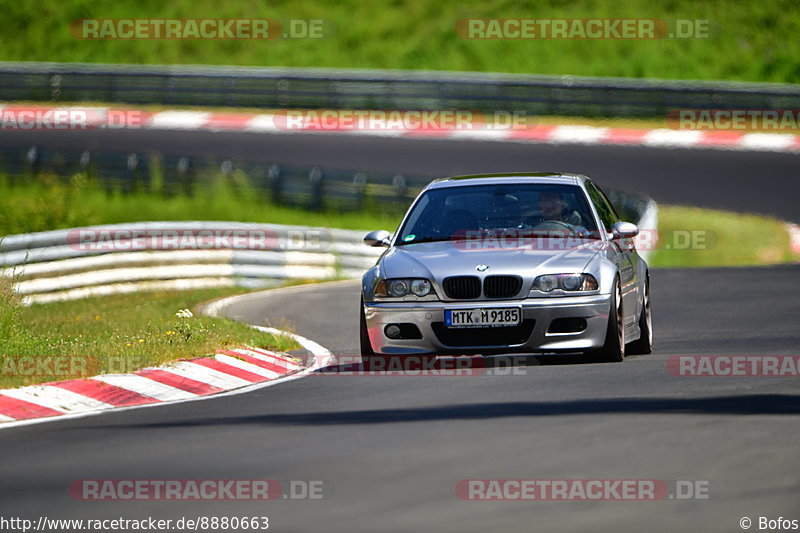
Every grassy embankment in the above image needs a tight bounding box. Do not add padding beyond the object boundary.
[2,0,798,83]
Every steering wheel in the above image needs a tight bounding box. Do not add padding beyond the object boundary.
[532,220,573,233]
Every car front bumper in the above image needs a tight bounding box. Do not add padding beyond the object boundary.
[364,293,611,355]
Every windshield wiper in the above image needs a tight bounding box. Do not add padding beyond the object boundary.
[395,236,458,245]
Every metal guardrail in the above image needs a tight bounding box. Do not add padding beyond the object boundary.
[1,61,799,117]
[0,145,430,211]
[0,221,383,305]
[1,142,657,219]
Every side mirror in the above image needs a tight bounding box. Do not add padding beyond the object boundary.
[611,221,639,240]
[364,230,392,247]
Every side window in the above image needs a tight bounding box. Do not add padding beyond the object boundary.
[584,181,618,233]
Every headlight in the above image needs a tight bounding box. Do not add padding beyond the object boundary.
[536,274,559,292]
[375,278,434,298]
[410,279,432,296]
[561,274,583,291]
[533,273,598,292]
[388,279,409,297]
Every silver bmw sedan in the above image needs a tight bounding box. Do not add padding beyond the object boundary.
[360,173,652,364]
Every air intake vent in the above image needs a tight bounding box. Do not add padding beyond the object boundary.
[432,320,536,348]
[483,275,523,298]
[443,276,481,299]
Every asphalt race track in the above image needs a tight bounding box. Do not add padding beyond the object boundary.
[0,132,798,533]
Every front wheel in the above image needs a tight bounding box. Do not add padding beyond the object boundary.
[627,276,652,355]
[587,278,625,363]
[360,298,378,368]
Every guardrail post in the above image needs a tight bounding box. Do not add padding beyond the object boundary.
[79,150,93,179]
[308,167,324,211]
[166,76,177,105]
[176,157,194,196]
[220,159,234,176]
[26,146,40,179]
[224,78,236,107]
[126,153,141,193]
[268,164,283,204]
[49,74,61,101]
[277,79,290,107]
[221,159,250,196]
[353,172,368,211]
[393,174,407,208]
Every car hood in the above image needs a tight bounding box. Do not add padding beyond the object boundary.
[380,239,603,280]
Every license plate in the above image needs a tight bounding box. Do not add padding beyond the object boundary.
[445,307,521,328]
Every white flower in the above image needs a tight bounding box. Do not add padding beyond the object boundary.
[175,309,194,318]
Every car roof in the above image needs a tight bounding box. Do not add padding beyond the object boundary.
[425,172,588,190]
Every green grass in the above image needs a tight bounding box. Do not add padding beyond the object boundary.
[650,205,798,267]
[0,279,300,389]
[1,0,799,83]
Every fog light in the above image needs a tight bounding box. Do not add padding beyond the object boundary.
[548,317,588,334]
[384,324,402,339]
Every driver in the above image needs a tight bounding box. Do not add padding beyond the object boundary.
[537,191,583,226]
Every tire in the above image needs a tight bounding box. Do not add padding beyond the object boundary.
[589,277,625,363]
[360,297,378,368]
[627,275,653,355]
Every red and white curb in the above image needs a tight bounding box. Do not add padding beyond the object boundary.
[0,333,333,429]
[2,105,800,153]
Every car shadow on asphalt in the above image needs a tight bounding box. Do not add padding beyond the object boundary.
[325,352,641,373]
[121,394,800,429]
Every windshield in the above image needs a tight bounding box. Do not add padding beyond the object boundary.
[396,183,600,245]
